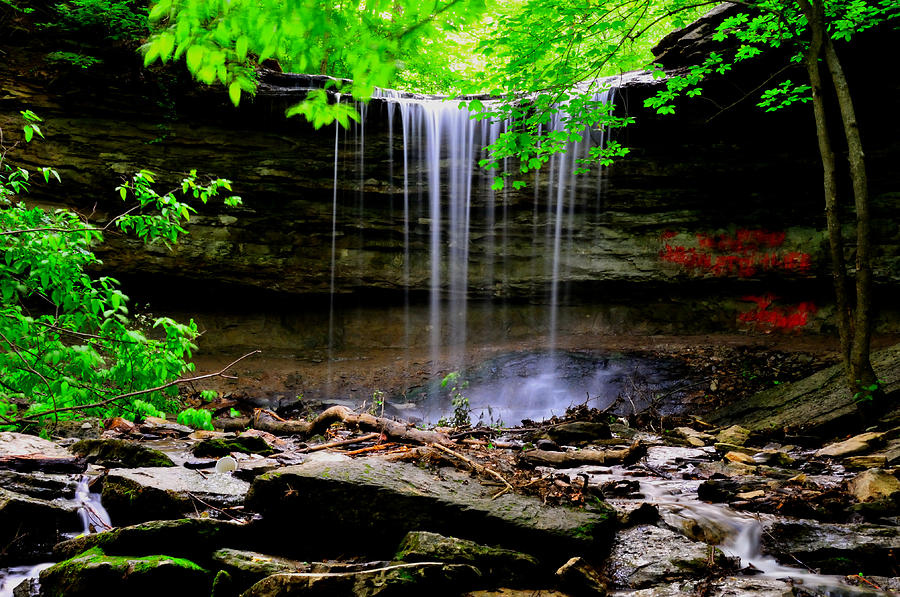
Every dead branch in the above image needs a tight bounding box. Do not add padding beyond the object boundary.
[520,441,645,468]
[431,442,514,498]
[251,405,451,446]
[342,443,397,456]
[299,432,381,453]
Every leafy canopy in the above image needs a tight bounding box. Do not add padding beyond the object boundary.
[143,0,488,128]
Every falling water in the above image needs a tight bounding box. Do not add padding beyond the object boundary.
[74,475,111,534]
[327,86,618,422]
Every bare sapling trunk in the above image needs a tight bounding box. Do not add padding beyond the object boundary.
[822,38,878,392]
[797,0,852,380]
[798,0,877,398]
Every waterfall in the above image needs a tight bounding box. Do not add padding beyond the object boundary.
[328,87,617,422]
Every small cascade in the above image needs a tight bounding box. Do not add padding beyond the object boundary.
[0,476,110,597]
[74,475,111,535]
[638,474,879,596]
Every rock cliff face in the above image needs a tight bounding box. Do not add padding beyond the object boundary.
[1,5,898,342]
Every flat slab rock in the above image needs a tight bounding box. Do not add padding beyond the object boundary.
[242,563,481,597]
[0,431,84,473]
[101,467,250,525]
[762,519,900,576]
[708,343,900,434]
[246,456,615,561]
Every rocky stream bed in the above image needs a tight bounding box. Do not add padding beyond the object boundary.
[1,344,899,597]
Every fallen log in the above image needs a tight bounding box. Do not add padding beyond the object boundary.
[249,406,451,446]
[519,442,645,468]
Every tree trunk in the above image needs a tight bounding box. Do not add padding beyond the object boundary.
[797,0,853,383]
[822,38,878,391]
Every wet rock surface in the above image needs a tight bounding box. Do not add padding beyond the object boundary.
[2,345,900,596]
[70,439,176,468]
[246,455,615,561]
[101,467,251,526]
[602,524,732,589]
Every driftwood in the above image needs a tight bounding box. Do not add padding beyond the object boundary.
[299,432,381,453]
[248,406,451,445]
[520,441,646,468]
[0,454,86,474]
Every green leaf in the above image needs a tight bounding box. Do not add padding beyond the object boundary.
[228,81,241,106]
[235,36,249,61]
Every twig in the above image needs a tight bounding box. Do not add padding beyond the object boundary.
[13,350,261,423]
[343,443,397,456]
[431,442,514,498]
[300,432,381,453]
[185,492,242,522]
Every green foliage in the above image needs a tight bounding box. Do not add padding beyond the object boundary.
[176,407,214,430]
[125,399,166,421]
[853,379,883,403]
[0,112,240,431]
[368,388,386,417]
[143,0,487,126]
[44,51,104,69]
[439,371,471,428]
[199,389,217,400]
[42,0,149,43]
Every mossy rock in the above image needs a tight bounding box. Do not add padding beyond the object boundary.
[54,518,256,563]
[192,436,275,458]
[100,468,250,526]
[70,439,175,468]
[0,487,80,560]
[246,457,615,562]
[395,531,540,586]
[39,547,210,597]
[243,563,481,597]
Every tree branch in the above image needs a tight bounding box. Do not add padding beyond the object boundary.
[12,350,261,423]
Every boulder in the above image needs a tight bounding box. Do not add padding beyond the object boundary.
[723,451,756,466]
[39,546,210,597]
[602,525,731,589]
[544,422,612,446]
[54,518,254,561]
[192,435,276,458]
[555,556,607,596]
[100,468,250,526]
[211,548,303,592]
[847,469,900,502]
[761,520,900,576]
[672,427,715,447]
[242,563,481,596]
[0,487,80,560]
[245,457,615,562]
[70,439,176,468]
[715,426,751,446]
[0,470,77,500]
[395,531,540,587]
[816,431,885,458]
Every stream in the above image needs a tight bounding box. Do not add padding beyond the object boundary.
[0,476,109,597]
